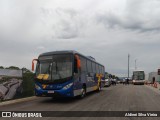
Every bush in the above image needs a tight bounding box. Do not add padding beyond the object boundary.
[21,72,35,97]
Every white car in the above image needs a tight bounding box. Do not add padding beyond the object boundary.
[104,79,111,87]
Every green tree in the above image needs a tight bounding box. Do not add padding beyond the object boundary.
[22,72,35,97]
[0,66,4,69]
[6,66,20,70]
[22,67,32,73]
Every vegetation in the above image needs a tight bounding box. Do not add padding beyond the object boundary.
[105,72,119,80]
[0,66,4,69]
[21,71,35,97]
[6,66,20,70]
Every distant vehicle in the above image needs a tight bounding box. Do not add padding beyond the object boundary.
[118,77,126,84]
[117,80,121,84]
[104,72,111,87]
[122,78,126,84]
[132,70,145,85]
[104,79,111,87]
[32,50,105,98]
[111,78,117,85]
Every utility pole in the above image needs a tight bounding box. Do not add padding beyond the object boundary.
[128,54,130,78]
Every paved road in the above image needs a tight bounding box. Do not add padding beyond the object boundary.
[1,84,160,120]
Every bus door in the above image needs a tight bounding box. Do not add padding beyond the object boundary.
[73,55,82,91]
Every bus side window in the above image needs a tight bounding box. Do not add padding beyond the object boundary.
[100,66,102,74]
[98,65,100,74]
[80,56,87,73]
[92,62,96,76]
[87,60,92,76]
[96,64,99,74]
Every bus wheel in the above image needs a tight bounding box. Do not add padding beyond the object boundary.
[80,86,86,98]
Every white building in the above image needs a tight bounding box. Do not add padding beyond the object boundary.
[148,72,160,83]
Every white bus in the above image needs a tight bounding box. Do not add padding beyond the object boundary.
[132,70,145,85]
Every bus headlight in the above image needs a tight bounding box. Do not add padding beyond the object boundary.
[62,83,73,90]
[35,84,41,90]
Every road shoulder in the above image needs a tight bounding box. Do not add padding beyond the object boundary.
[0,96,37,107]
[145,84,160,95]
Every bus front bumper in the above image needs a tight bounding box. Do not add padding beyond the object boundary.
[133,80,145,85]
[35,87,74,98]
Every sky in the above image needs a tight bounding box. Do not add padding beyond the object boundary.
[0,0,160,77]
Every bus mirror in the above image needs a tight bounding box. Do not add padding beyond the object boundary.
[75,55,81,69]
[77,59,81,69]
[74,55,81,73]
[32,59,38,71]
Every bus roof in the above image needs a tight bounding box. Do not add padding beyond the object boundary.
[133,70,144,72]
[39,50,78,56]
[39,50,104,67]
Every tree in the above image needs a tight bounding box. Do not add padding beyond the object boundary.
[22,72,34,97]
[22,67,32,73]
[0,66,4,69]
[6,66,20,70]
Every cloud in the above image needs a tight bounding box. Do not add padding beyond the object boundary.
[95,0,160,32]
[37,46,45,50]
[40,8,85,39]
[1,0,160,77]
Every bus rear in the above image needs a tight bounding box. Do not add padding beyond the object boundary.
[132,70,145,85]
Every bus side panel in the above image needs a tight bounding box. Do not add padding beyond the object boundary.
[73,71,92,96]
[86,73,95,92]
[73,73,83,96]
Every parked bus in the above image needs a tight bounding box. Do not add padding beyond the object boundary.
[32,50,105,98]
[132,70,145,85]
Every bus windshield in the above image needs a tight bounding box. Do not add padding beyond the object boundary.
[36,55,72,81]
[133,71,145,80]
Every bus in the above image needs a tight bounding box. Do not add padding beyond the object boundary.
[32,50,105,98]
[132,70,145,85]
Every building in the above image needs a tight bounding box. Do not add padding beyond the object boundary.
[148,72,160,83]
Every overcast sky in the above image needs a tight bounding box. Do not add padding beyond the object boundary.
[0,0,160,77]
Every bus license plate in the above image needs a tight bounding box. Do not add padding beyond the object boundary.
[48,91,54,93]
